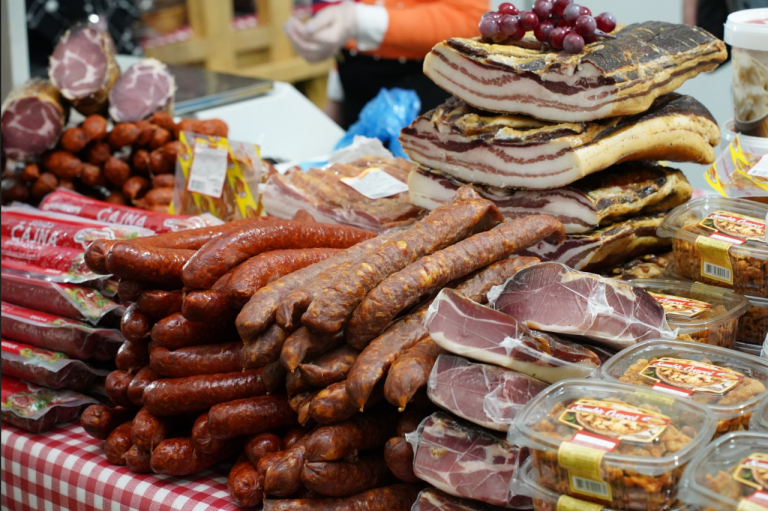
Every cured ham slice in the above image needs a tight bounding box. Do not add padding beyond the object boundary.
[521,211,671,272]
[424,21,727,122]
[262,156,426,233]
[489,262,674,350]
[425,289,602,383]
[413,488,512,511]
[49,26,120,115]
[408,412,531,508]
[108,59,175,122]
[400,94,719,189]
[1,79,67,160]
[408,162,691,234]
[427,354,548,432]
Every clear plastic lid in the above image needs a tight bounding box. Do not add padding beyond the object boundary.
[751,394,768,432]
[511,379,718,477]
[725,8,768,52]
[628,279,749,337]
[516,457,692,511]
[597,339,768,423]
[678,431,768,511]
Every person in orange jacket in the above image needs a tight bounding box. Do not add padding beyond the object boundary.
[285,0,489,127]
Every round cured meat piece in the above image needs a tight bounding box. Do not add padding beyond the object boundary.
[109,59,175,123]
[0,79,67,160]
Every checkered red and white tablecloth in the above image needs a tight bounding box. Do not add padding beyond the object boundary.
[1,422,240,511]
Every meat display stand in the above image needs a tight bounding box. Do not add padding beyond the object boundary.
[1,422,240,511]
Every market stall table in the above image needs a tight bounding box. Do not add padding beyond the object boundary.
[1,423,238,511]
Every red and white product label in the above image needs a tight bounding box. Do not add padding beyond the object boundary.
[700,210,766,244]
[559,398,670,444]
[567,430,620,452]
[1,302,83,328]
[38,189,219,233]
[648,292,712,318]
[641,357,743,396]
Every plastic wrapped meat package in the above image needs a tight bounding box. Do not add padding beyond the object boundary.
[425,288,604,384]
[0,302,124,361]
[1,339,108,391]
[489,262,675,350]
[1,237,106,285]
[510,379,718,511]
[598,340,768,437]
[406,412,531,508]
[427,354,549,432]
[1,375,98,433]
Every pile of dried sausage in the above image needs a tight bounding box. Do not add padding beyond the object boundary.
[81,188,565,509]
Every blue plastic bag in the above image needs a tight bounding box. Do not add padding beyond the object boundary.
[334,88,421,159]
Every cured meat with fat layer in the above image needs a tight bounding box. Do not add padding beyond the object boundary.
[407,412,531,508]
[49,25,120,115]
[489,262,674,349]
[400,94,719,189]
[0,79,67,160]
[408,163,691,234]
[521,211,671,272]
[413,488,512,511]
[426,289,601,383]
[427,354,548,432]
[109,59,175,122]
[424,21,727,122]
[262,156,425,233]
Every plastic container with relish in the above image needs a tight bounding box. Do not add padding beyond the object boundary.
[597,340,768,437]
[678,431,768,511]
[509,379,717,511]
[657,197,768,297]
[628,279,749,348]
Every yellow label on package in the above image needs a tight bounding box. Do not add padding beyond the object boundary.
[558,442,612,501]
[557,495,604,511]
[695,235,734,284]
[738,491,768,511]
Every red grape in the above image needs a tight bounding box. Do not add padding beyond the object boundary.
[533,0,554,20]
[498,3,519,15]
[534,21,555,42]
[519,11,539,31]
[563,31,585,53]
[563,4,582,23]
[500,15,520,37]
[479,15,501,39]
[553,0,572,16]
[575,15,596,36]
[595,12,617,32]
[579,6,591,16]
[511,26,527,40]
[549,26,569,49]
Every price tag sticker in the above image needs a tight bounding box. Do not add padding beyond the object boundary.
[749,155,768,178]
[187,139,229,198]
[696,235,734,284]
[557,495,605,511]
[340,168,409,199]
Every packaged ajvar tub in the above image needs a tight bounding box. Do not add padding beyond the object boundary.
[751,394,768,432]
[597,340,768,437]
[515,457,693,511]
[657,196,767,297]
[628,279,749,348]
[509,379,717,511]
[678,431,768,511]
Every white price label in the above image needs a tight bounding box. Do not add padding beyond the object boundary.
[340,168,409,199]
[749,155,768,178]
[187,141,229,198]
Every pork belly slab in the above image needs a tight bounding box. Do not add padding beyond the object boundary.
[521,211,670,272]
[408,162,691,234]
[424,21,727,122]
[400,93,719,189]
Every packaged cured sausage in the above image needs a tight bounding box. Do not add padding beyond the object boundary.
[597,339,768,437]
[1,339,107,391]
[426,289,603,383]
[1,302,124,360]
[658,197,768,297]
[39,189,222,234]
[629,279,750,348]
[1,376,98,433]
[428,354,549,432]
[1,237,104,284]
[678,431,768,511]
[509,379,718,511]
[1,271,123,325]
[406,412,531,508]
[1,206,154,250]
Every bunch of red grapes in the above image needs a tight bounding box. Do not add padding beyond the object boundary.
[479,0,617,54]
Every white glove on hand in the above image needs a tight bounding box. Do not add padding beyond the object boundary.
[285,2,358,63]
